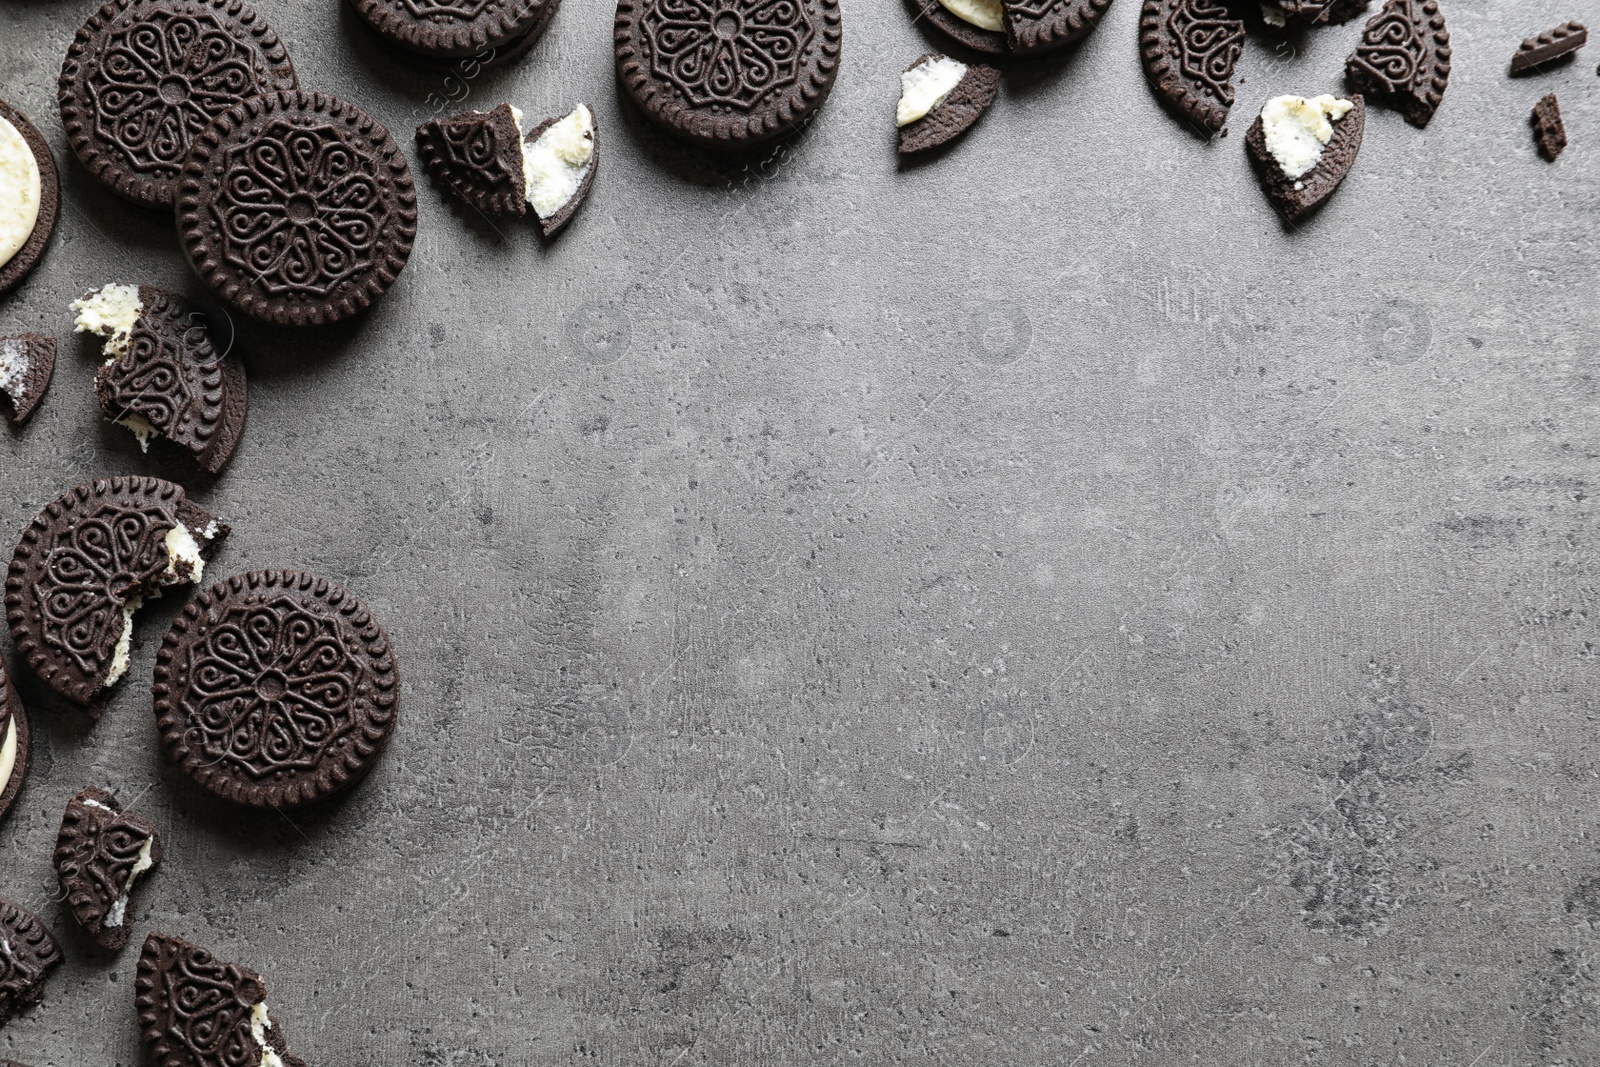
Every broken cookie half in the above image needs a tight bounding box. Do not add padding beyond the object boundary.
[416,102,597,239]
[72,284,248,474]
[0,334,55,428]
[137,933,309,1067]
[897,55,1001,155]
[0,898,62,1027]
[1246,93,1365,221]
[4,477,228,712]
[0,659,31,826]
[55,788,163,950]
[916,0,1113,57]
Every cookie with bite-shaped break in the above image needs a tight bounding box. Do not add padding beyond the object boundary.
[1344,0,1450,128]
[1140,0,1247,135]
[0,899,62,1027]
[55,788,164,951]
[136,932,309,1067]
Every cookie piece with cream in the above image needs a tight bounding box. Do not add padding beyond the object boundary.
[73,284,249,473]
[0,899,61,1026]
[0,335,56,428]
[55,788,164,951]
[1245,93,1365,221]
[0,100,59,297]
[0,660,31,827]
[137,933,310,1067]
[5,477,229,712]
[897,55,1001,155]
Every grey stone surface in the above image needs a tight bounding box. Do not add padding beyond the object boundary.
[2,0,1599,1063]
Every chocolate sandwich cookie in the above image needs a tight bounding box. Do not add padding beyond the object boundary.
[0,661,31,826]
[0,900,62,1027]
[1532,93,1566,161]
[55,788,163,951]
[1344,0,1450,128]
[1511,22,1587,75]
[349,0,561,63]
[520,104,598,238]
[896,55,1000,154]
[137,933,309,1067]
[73,284,248,473]
[0,101,59,297]
[1140,0,1247,135]
[1264,0,1368,26]
[154,571,399,811]
[1246,93,1364,221]
[5,477,229,712]
[615,0,844,151]
[1003,0,1114,55]
[178,91,417,327]
[0,335,56,428]
[909,0,1008,56]
[58,0,298,211]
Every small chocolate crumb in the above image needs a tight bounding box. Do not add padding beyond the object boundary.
[1532,93,1567,161]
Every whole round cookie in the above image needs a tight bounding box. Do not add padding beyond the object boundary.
[348,0,561,61]
[615,0,844,151]
[0,101,60,297]
[177,92,417,326]
[58,0,298,211]
[0,660,32,827]
[154,571,399,810]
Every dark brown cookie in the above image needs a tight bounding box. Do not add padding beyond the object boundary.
[1345,0,1450,128]
[1245,94,1365,221]
[0,100,60,297]
[154,571,399,811]
[177,91,418,327]
[1003,0,1114,55]
[74,284,247,473]
[5,477,229,711]
[58,0,298,211]
[908,0,1009,56]
[522,105,597,239]
[54,788,163,951]
[615,0,844,151]
[1140,0,1247,135]
[897,56,1001,154]
[1533,92,1566,161]
[0,661,31,827]
[348,0,560,60]
[1511,21,1587,75]
[0,900,62,1027]
[0,335,56,428]
[416,103,529,216]
[1267,0,1369,25]
[136,933,309,1067]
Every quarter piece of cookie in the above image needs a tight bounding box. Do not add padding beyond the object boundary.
[1510,22,1587,75]
[615,0,844,151]
[1246,93,1365,220]
[0,335,56,428]
[136,933,309,1067]
[1532,93,1566,161]
[0,660,31,826]
[909,0,1009,56]
[154,571,399,811]
[58,0,298,211]
[177,91,418,327]
[0,900,62,1027]
[1003,0,1114,54]
[520,104,597,238]
[348,0,560,62]
[72,284,247,473]
[1344,0,1450,128]
[897,55,1001,154]
[5,478,229,712]
[0,100,59,297]
[1140,0,1247,135]
[55,788,163,951]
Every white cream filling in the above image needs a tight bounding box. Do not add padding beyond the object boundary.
[0,720,16,796]
[117,412,158,452]
[898,56,969,126]
[99,522,212,691]
[104,598,140,689]
[0,116,41,271]
[81,796,114,812]
[1261,3,1288,27]
[938,0,1003,31]
[0,338,28,404]
[103,835,154,929]
[516,104,594,219]
[1261,94,1354,180]
[250,1003,288,1067]
[72,284,144,359]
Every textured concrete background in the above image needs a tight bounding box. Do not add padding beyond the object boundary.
[2,0,1599,1063]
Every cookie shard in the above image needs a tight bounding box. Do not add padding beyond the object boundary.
[74,285,248,474]
[415,103,530,217]
[897,56,1001,154]
[1002,0,1114,55]
[136,933,310,1067]
[1344,0,1451,128]
[0,661,31,826]
[1246,93,1365,221]
[4,477,230,710]
[54,788,164,951]
[0,334,56,427]
[0,899,63,1026]
[522,104,597,239]
[1140,0,1247,135]
[1510,21,1587,75]
[1532,93,1566,161]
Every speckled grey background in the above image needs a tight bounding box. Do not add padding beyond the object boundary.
[2,0,1598,1063]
